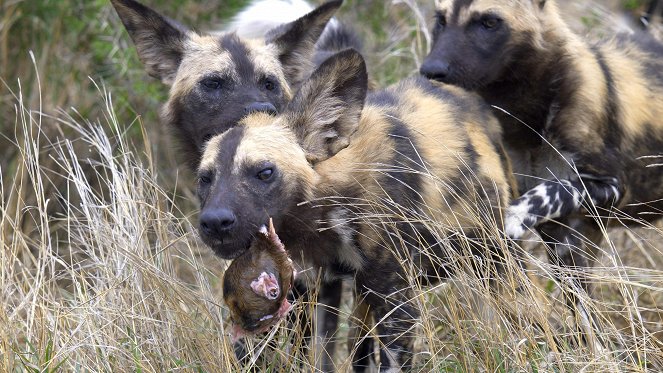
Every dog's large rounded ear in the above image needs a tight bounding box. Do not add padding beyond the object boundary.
[111,0,190,85]
[265,0,343,87]
[285,49,368,164]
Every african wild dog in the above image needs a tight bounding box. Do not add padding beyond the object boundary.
[197,49,515,371]
[110,0,350,169]
[420,0,663,339]
[111,0,357,368]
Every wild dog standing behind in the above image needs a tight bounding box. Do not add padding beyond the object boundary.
[197,49,514,370]
[111,0,351,169]
[421,0,663,340]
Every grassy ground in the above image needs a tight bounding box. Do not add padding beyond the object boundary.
[1,0,662,371]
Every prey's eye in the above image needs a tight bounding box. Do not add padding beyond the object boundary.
[243,319,260,331]
[481,16,502,30]
[257,168,274,181]
[201,77,223,90]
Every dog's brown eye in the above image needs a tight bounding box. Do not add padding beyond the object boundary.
[202,77,223,90]
[481,16,501,30]
[436,13,446,27]
[198,174,212,185]
[257,168,273,181]
[264,79,277,91]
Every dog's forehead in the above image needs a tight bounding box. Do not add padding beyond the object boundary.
[169,34,235,96]
[245,39,293,98]
[199,126,245,173]
[170,33,289,97]
[233,115,303,169]
[198,114,297,172]
[436,0,525,20]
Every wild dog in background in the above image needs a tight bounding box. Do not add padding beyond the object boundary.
[111,1,359,369]
[111,0,355,169]
[420,0,663,343]
[197,49,515,371]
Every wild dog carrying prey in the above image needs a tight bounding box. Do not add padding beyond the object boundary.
[111,1,357,368]
[197,49,515,371]
[223,219,296,342]
[420,0,663,339]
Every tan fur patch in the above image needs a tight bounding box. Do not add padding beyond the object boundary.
[199,133,225,172]
[169,34,237,99]
[314,105,395,195]
[465,121,511,205]
[603,44,663,139]
[400,85,469,226]
[559,40,609,152]
[245,39,293,100]
[234,113,318,200]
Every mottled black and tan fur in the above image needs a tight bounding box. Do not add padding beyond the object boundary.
[197,49,514,371]
[421,0,663,343]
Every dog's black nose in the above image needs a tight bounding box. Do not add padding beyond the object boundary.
[200,208,236,237]
[420,59,450,81]
[244,102,278,115]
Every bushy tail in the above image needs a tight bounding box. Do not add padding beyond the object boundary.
[223,0,362,58]
[224,0,317,39]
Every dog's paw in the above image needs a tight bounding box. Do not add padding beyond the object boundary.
[505,201,532,239]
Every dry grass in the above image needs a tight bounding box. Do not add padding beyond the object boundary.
[1,0,663,372]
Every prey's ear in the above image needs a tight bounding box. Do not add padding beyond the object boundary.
[266,0,343,87]
[251,272,280,300]
[111,0,189,85]
[286,49,368,164]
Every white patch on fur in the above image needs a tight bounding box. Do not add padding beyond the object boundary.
[224,0,309,39]
[381,350,401,373]
[504,215,526,239]
[222,0,339,41]
[327,207,364,273]
[259,314,274,322]
[505,196,534,239]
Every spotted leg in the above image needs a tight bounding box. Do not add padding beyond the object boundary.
[505,174,621,239]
